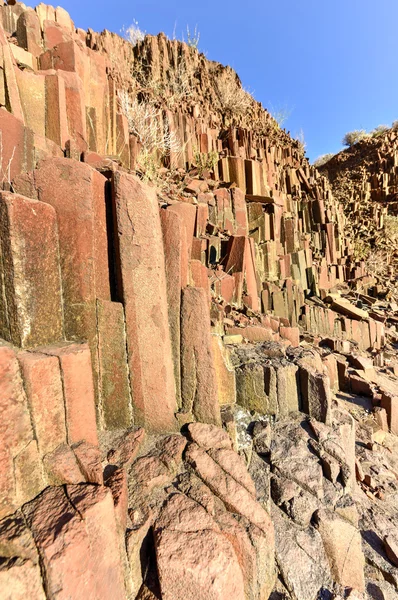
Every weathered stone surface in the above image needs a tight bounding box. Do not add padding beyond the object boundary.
[272,505,332,600]
[66,484,126,600]
[33,158,110,342]
[107,428,146,468]
[126,509,154,598]
[18,351,66,456]
[0,557,46,600]
[156,434,187,472]
[0,345,42,518]
[105,467,128,533]
[155,528,246,600]
[41,343,98,446]
[43,443,85,485]
[16,9,42,57]
[22,486,97,599]
[384,535,398,567]
[160,208,186,406]
[0,510,38,562]
[96,299,131,429]
[0,192,63,347]
[112,172,177,432]
[236,363,268,413]
[181,287,221,425]
[72,441,103,485]
[187,422,232,450]
[207,447,256,497]
[314,508,365,592]
[211,335,237,406]
[185,443,274,540]
[130,455,171,494]
[299,363,332,424]
[155,492,219,533]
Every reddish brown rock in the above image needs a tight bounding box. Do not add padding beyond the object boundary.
[185,443,274,540]
[160,208,186,406]
[168,202,197,260]
[187,422,233,450]
[16,9,42,57]
[112,172,177,432]
[0,110,34,182]
[0,192,63,347]
[207,447,256,497]
[126,509,154,598]
[66,484,126,600]
[17,351,66,456]
[107,428,146,468]
[43,443,85,485]
[105,467,128,533]
[155,492,219,533]
[41,343,98,446]
[130,455,171,494]
[224,236,259,311]
[45,72,69,148]
[299,364,332,425]
[96,299,132,429]
[22,486,97,599]
[72,441,103,485]
[156,434,187,472]
[0,510,38,562]
[314,508,365,592]
[0,345,43,518]
[181,287,221,425]
[33,158,109,338]
[155,528,246,600]
[0,557,46,600]
[381,391,398,435]
[211,335,237,406]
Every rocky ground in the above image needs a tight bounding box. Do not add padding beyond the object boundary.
[91,341,398,600]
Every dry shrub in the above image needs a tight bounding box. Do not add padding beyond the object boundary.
[122,20,146,47]
[118,91,181,156]
[216,71,253,116]
[130,50,193,111]
[313,153,335,168]
[193,148,218,176]
[342,130,369,146]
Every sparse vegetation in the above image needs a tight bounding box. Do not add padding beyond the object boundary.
[185,25,200,49]
[122,20,146,46]
[118,91,181,156]
[371,124,389,138]
[342,130,369,147]
[216,71,253,116]
[269,105,291,129]
[296,129,306,154]
[313,153,335,168]
[193,148,219,176]
[130,52,193,111]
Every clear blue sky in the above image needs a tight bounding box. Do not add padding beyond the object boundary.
[24,0,398,161]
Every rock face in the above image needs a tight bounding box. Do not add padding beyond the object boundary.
[0,1,397,599]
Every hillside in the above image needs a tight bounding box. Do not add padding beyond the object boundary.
[0,2,397,600]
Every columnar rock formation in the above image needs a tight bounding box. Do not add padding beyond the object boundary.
[0,2,398,599]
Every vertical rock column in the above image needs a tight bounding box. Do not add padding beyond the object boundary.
[0,191,64,347]
[32,157,111,420]
[181,287,221,426]
[112,172,177,432]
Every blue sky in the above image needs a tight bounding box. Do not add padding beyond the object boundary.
[25,0,398,161]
